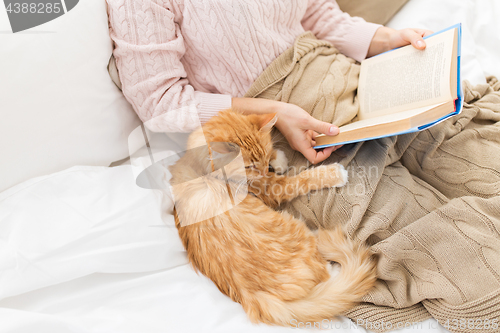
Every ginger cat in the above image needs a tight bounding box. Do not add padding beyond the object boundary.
[168,109,377,326]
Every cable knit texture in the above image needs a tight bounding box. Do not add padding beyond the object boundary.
[106,0,380,132]
[245,34,500,331]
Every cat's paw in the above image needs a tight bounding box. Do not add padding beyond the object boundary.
[270,150,288,174]
[334,164,349,187]
[312,164,348,188]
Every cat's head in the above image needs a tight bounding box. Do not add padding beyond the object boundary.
[187,109,278,179]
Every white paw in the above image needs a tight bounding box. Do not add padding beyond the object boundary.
[335,164,348,187]
[270,150,288,174]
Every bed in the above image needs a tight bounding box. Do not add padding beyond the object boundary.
[1,1,499,332]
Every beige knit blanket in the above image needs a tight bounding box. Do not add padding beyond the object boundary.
[245,32,500,333]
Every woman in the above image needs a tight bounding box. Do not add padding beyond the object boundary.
[106,0,431,164]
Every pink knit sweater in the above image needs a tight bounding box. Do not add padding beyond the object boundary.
[107,0,380,132]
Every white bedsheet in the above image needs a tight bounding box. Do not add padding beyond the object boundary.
[1,1,499,332]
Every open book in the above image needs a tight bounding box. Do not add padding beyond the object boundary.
[314,24,462,148]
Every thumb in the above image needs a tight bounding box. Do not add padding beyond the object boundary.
[309,118,339,136]
[403,29,426,50]
[413,36,426,50]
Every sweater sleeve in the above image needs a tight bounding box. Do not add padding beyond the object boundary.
[301,0,381,62]
[106,0,232,133]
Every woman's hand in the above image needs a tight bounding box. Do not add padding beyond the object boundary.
[274,102,341,164]
[367,27,434,58]
[232,97,342,164]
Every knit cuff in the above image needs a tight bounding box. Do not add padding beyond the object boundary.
[196,92,233,124]
[340,21,381,62]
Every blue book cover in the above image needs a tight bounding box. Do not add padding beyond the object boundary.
[314,23,463,149]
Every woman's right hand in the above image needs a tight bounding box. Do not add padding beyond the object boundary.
[232,97,342,164]
[274,102,342,164]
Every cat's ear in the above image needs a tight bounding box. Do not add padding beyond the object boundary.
[259,113,278,132]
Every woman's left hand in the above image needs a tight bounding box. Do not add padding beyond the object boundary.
[367,27,434,58]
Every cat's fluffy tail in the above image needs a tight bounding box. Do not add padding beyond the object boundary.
[247,227,377,326]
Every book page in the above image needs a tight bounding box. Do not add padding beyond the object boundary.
[358,28,455,120]
[338,102,446,133]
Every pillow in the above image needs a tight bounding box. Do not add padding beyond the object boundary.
[337,0,409,25]
[0,1,141,192]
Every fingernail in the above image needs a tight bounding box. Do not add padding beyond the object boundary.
[329,126,339,135]
[417,41,425,48]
